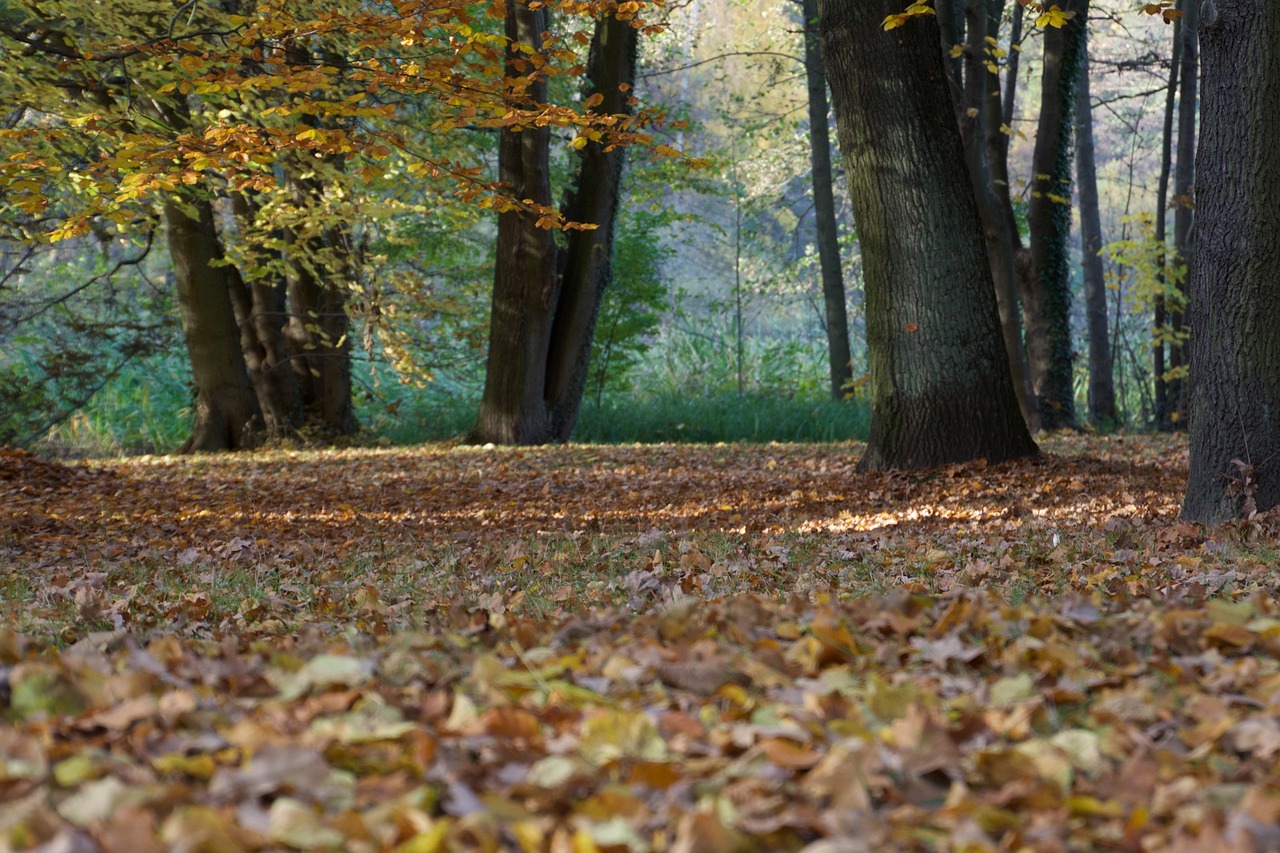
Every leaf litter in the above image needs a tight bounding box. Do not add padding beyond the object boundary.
[4,434,1280,851]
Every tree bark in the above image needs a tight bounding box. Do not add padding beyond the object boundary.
[1023,0,1086,430]
[1168,0,1198,424]
[1153,6,1183,430]
[802,0,853,399]
[228,192,303,437]
[819,0,1037,471]
[1074,28,1117,428]
[545,12,638,441]
[162,197,261,452]
[950,0,1040,433]
[281,170,357,438]
[473,3,636,445]
[1183,0,1280,523]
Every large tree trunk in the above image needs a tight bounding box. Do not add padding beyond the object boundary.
[544,12,638,441]
[1183,1,1280,523]
[1167,0,1198,425]
[162,197,261,452]
[1023,0,1086,430]
[473,5,636,445]
[1075,28,1117,428]
[819,0,1037,471]
[802,0,853,400]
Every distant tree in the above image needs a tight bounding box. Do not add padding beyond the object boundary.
[801,0,853,400]
[1074,27,1117,428]
[819,0,1037,470]
[1182,1,1280,522]
[1167,0,1198,424]
[1022,0,1087,430]
[472,4,639,444]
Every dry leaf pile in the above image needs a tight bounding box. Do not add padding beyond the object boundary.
[4,435,1280,851]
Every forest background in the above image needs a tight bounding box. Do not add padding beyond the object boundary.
[0,0,1186,455]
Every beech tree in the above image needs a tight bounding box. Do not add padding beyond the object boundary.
[472,4,640,444]
[819,0,1037,471]
[1182,1,1280,522]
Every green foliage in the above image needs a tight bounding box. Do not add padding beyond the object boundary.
[587,207,674,405]
[1103,212,1188,382]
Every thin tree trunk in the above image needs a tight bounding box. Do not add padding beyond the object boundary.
[162,197,261,452]
[1183,0,1280,522]
[228,192,303,435]
[802,0,852,399]
[1075,28,1117,428]
[1168,0,1197,425]
[1152,6,1183,430]
[1023,0,1086,430]
[954,0,1040,432]
[819,0,1037,471]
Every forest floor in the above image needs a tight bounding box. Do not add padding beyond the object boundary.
[3,434,1280,852]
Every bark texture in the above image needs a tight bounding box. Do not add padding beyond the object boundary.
[1183,0,1280,522]
[1023,0,1086,430]
[802,0,853,399]
[1074,30,1117,428]
[162,197,261,452]
[1168,0,1198,423]
[819,0,1037,471]
[949,0,1039,432]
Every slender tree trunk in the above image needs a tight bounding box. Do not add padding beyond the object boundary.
[802,0,852,399]
[162,197,261,452]
[951,0,1040,432]
[1023,0,1086,430]
[545,12,638,440]
[1153,6,1183,430]
[1183,0,1280,523]
[819,0,1037,471]
[1075,28,1117,428]
[1168,0,1198,425]
[228,192,303,435]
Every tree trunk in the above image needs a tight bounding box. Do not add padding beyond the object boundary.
[1074,28,1117,428]
[162,197,261,452]
[802,0,853,399]
[545,12,639,441]
[281,171,358,437]
[1182,0,1280,523]
[1168,0,1198,425]
[1153,6,1183,430]
[819,0,1037,471]
[950,0,1040,433]
[1023,0,1086,430]
[474,3,636,445]
[228,192,303,436]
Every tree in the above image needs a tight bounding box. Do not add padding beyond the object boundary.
[1022,0,1087,430]
[1074,26,1117,428]
[472,3,640,444]
[1166,0,1198,424]
[1182,1,1280,523]
[819,0,1037,471]
[940,0,1040,433]
[801,0,853,400]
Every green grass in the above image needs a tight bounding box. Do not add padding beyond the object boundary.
[573,392,870,444]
